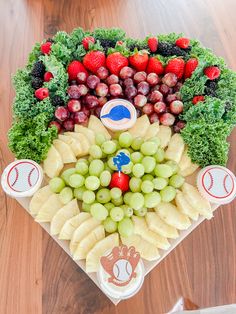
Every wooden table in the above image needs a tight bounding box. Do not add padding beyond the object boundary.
[0,0,236,313]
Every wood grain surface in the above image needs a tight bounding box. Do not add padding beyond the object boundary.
[0,0,236,313]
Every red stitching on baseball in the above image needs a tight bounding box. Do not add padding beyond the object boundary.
[11,167,19,187]
[223,174,229,193]
[207,171,214,191]
[28,168,35,187]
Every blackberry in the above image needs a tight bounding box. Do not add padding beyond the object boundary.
[51,95,65,107]
[31,77,43,89]
[224,101,232,113]
[99,39,116,52]
[31,61,45,78]
[158,42,188,57]
[204,79,218,97]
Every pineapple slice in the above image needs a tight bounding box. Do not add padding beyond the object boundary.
[121,234,160,261]
[155,202,191,230]
[58,134,82,156]
[165,133,185,163]
[64,132,90,155]
[86,233,119,273]
[175,190,199,221]
[128,115,150,138]
[29,185,53,215]
[43,145,63,178]
[179,164,199,177]
[53,139,76,164]
[73,225,105,260]
[59,212,91,240]
[88,115,111,140]
[178,147,192,172]
[132,216,170,250]
[146,212,179,239]
[156,125,172,148]
[50,199,80,235]
[143,122,159,140]
[69,217,101,254]
[74,125,95,144]
[35,194,63,222]
[182,183,213,219]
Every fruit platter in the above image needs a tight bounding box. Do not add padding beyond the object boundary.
[2,27,236,303]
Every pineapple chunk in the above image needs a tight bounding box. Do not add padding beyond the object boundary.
[43,145,63,178]
[64,132,90,155]
[58,134,83,157]
[29,185,53,215]
[128,115,150,138]
[156,125,172,148]
[35,194,63,222]
[59,212,91,240]
[143,122,159,140]
[53,139,76,164]
[175,190,199,221]
[165,133,185,163]
[74,125,95,144]
[88,115,111,140]
[146,212,179,239]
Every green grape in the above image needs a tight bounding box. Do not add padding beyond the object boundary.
[95,133,106,146]
[99,170,111,187]
[107,157,118,170]
[149,137,161,146]
[68,174,85,188]
[82,190,96,204]
[140,141,158,156]
[134,207,147,217]
[75,160,89,175]
[131,137,143,150]
[131,152,143,164]
[154,164,173,178]
[110,207,124,222]
[127,147,134,154]
[118,218,134,237]
[96,188,111,203]
[129,177,142,192]
[90,203,108,220]
[121,205,133,217]
[74,186,86,200]
[112,139,121,150]
[103,217,117,233]
[110,187,122,199]
[141,181,154,194]
[89,159,104,177]
[124,192,133,205]
[61,168,76,185]
[59,187,73,204]
[85,176,100,191]
[160,186,176,202]
[103,163,112,173]
[169,175,185,188]
[82,202,91,212]
[78,158,89,164]
[130,193,144,210]
[132,163,145,178]
[142,174,154,181]
[153,177,168,190]
[119,132,133,148]
[104,202,115,212]
[144,191,161,208]
[89,144,103,159]
[49,177,65,193]
[101,140,117,154]
[154,148,165,163]
[112,196,123,206]
[121,162,133,174]
[165,160,179,175]
[142,156,156,173]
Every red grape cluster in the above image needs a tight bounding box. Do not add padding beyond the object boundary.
[51,65,186,133]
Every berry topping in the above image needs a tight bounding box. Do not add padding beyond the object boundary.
[35,87,49,100]
[82,36,95,50]
[204,66,221,80]
[31,77,43,89]
[31,61,45,78]
[146,56,164,75]
[51,95,64,107]
[192,95,205,105]
[129,51,149,71]
[175,37,190,49]
[165,58,185,80]
[184,58,198,79]
[44,71,54,82]
[67,60,88,81]
[83,51,106,73]
[148,37,158,52]
[106,52,128,76]
[40,41,52,54]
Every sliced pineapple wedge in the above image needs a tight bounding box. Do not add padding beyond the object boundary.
[146,212,179,239]
[53,139,76,164]
[88,115,111,140]
[179,164,199,177]
[175,190,199,221]
[64,132,90,155]
[29,185,53,215]
[58,134,83,157]
[165,133,185,163]
[121,234,160,261]
[128,115,150,138]
[50,199,80,235]
[69,217,101,254]
[132,216,170,250]
[59,212,91,240]
[73,225,105,260]
[156,125,172,148]
[35,193,63,222]
[143,122,159,140]
[43,145,63,178]
[74,125,95,144]
[86,233,119,273]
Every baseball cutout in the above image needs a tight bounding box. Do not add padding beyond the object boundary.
[7,161,40,192]
[113,259,132,281]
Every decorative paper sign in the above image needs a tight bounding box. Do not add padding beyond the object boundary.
[113,152,130,172]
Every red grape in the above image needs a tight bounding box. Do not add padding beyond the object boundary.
[142,103,154,115]
[55,106,69,121]
[149,113,159,123]
[119,66,134,79]
[151,85,160,92]
[162,73,178,87]
[67,99,81,113]
[136,108,142,118]
[67,85,81,99]
[125,85,137,98]
[137,81,150,95]
[174,82,183,92]
[134,94,147,107]
[85,95,99,109]
[109,84,122,96]
[106,74,119,85]
[173,120,186,133]
[95,83,108,97]
[123,78,134,88]
[154,102,167,114]
[63,119,75,131]
[97,66,109,80]
[81,105,90,117]
[94,106,102,117]
[98,96,108,107]
[49,121,62,133]
[159,84,170,96]
[74,111,89,124]
[169,100,184,114]
[148,90,163,103]
[134,71,147,83]
[77,84,88,96]
[146,73,160,86]
[165,94,177,104]
[159,113,175,126]
[87,75,100,89]
[77,72,87,84]
[175,91,182,100]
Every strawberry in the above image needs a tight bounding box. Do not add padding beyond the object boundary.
[165,58,185,80]
[83,51,106,73]
[146,56,164,75]
[82,36,95,50]
[106,52,128,76]
[148,37,158,52]
[176,37,190,49]
[184,58,198,79]
[44,71,54,82]
[40,42,52,55]
[67,60,88,81]
[129,51,149,71]
[204,66,221,80]
[116,40,123,46]
[35,87,49,100]
[192,95,205,105]
[110,172,130,192]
